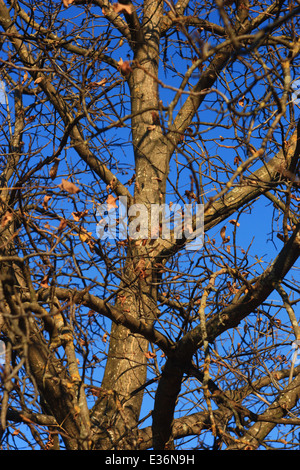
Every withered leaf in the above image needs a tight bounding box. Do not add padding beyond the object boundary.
[72,209,88,221]
[79,228,92,243]
[62,0,74,7]
[220,226,226,241]
[87,78,107,88]
[49,160,59,180]
[40,274,50,288]
[277,233,285,241]
[34,76,43,85]
[144,351,156,359]
[42,195,52,210]
[59,179,80,194]
[220,227,230,244]
[229,219,240,227]
[234,155,242,165]
[1,211,13,227]
[22,72,28,85]
[106,194,118,209]
[57,219,67,232]
[118,58,132,76]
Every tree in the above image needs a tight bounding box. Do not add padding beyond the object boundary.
[0,0,299,451]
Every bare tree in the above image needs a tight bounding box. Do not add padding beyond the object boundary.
[0,0,299,451]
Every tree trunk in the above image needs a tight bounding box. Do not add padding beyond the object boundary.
[90,0,169,449]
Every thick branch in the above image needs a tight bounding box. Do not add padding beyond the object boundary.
[227,370,300,449]
[152,222,300,449]
[37,287,174,356]
[156,120,300,261]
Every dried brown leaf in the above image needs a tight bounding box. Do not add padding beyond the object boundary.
[277,233,285,241]
[40,274,50,288]
[220,225,226,241]
[57,219,67,232]
[59,179,80,194]
[1,211,13,227]
[106,194,118,209]
[79,228,92,243]
[62,0,74,7]
[22,72,28,85]
[42,195,52,210]
[72,209,88,221]
[118,58,132,76]
[49,159,59,180]
[229,219,240,227]
[34,76,43,85]
[144,351,156,359]
[234,155,242,165]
